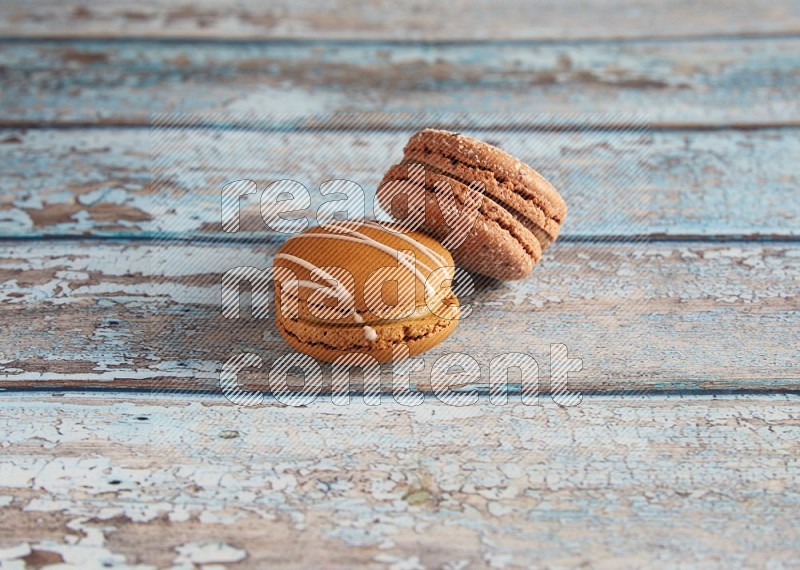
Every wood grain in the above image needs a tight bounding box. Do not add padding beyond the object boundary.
[0,393,797,568]
[2,3,798,565]
[2,127,799,238]
[2,0,799,40]
[1,240,797,392]
[2,38,800,126]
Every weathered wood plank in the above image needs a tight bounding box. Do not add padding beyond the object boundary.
[2,38,800,126]
[2,127,799,238]
[1,240,797,391]
[0,393,798,568]
[2,0,799,40]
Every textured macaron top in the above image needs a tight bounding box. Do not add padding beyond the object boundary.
[402,128,567,244]
[377,128,567,280]
[273,221,458,326]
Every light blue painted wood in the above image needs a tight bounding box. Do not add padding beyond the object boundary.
[1,240,797,391]
[0,393,798,565]
[1,38,799,125]
[3,0,800,40]
[1,127,798,238]
[1,3,798,564]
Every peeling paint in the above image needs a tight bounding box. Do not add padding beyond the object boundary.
[2,128,800,238]
[0,395,798,567]
[173,542,247,565]
[2,241,798,392]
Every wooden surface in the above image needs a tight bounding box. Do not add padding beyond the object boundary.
[2,0,799,40]
[2,38,800,127]
[1,240,798,392]
[2,127,799,238]
[1,1,799,568]
[0,394,799,569]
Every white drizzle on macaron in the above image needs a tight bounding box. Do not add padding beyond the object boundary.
[274,221,454,326]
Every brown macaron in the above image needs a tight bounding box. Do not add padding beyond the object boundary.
[377,129,567,280]
[273,221,460,363]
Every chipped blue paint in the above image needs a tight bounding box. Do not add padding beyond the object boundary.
[1,38,800,124]
[1,128,799,239]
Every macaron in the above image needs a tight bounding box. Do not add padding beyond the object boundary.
[273,221,460,363]
[377,129,567,280]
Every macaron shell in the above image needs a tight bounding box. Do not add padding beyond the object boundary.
[272,222,460,363]
[403,129,566,247]
[274,222,454,321]
[378,163,541,280]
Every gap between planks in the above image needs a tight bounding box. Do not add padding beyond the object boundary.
[3,234,800,244]
[2,32,800,46]
[4,120,800,132]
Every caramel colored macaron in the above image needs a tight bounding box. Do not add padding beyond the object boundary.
[273,221,459,363]
[377,129,567,280]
